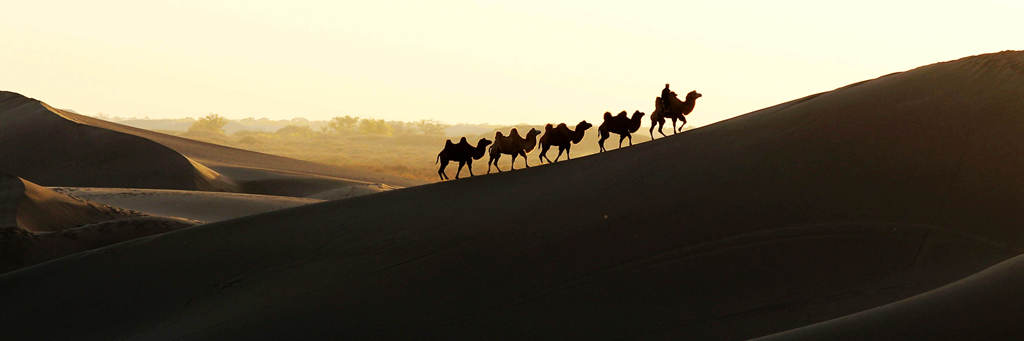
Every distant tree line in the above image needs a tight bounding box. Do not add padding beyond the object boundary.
[185,114,450,138]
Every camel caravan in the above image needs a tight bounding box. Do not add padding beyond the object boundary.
[436,84,701,180]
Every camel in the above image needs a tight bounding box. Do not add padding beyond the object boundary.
[436,137,492,180]
[487,127,541,173]
[650,90,701,139]
[538,120,592,163]
[598,110,645,152]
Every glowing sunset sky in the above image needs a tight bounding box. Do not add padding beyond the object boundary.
[1,1,1019,126]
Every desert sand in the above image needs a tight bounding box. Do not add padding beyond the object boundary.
[758,252,1024,339]
[58,108,399,196]
[0,91,394,198]
[0,92,236,191]
[1,51,1023,339]
[0,174,194,272]
[53,187,324,223]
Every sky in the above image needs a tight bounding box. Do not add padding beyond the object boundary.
[1,1,1020,126]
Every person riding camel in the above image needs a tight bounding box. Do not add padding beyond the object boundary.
[661,83,677,110]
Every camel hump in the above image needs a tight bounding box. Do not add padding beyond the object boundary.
[603,112,612,121]
[510,128,519,135]
[459,137,468,144]
[618,110,628,117]
[556,123,568,130]
[445,139,454,147]
[495,131,504,138]
[545,123,554,131]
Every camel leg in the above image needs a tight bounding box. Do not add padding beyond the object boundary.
[467,159,474,177]
[510,153,517,170]
[672,118,678,135]
[438,159,449,180]
[565,145,572,160]
[539,144,551,164]
[598,131,608,152]
[521,151,529,168]
[678,116,687,132]
[649,122,655,140]
[491,154,502,173]
[554,146,565,162]
[658,120,667,138]
[618,134,626,148]
[455,161,465,179]
[627,134,633,146]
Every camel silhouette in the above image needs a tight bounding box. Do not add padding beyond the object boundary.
[436,137,492,180]
[650,90,701,138]
[598,110,645,152]
[538,120,592,163]
[487,128,541,173]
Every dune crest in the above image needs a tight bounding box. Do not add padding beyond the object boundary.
[758,252,1024,339]
[0,91,236,191]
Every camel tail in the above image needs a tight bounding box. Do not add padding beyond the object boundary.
[435,153,440,164]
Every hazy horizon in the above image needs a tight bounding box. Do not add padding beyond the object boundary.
[3,1,1020,126]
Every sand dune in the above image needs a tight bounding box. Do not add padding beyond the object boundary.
[2,51,1023,339]
[58,109,402,193]
[0,92,236,191]
[0,174,194,272]
[758,252,1024,339]
[54,187,323,223]
[210,165,389,198]
[1,91,392,198]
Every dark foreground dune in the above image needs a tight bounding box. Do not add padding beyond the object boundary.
[0,174,194,272]
[2,51,1023,339]
[758,252,1024,339]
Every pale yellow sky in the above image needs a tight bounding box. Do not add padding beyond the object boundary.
[1,1,1020,126]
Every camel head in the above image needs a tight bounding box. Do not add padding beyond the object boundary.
[686,90,702,101]
[628,111,646,133]
[526,128,541,138]
[472,138,493,159]
[576,120,593,132]
[571,120,593,143]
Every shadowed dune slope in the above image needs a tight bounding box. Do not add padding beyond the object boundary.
[758,252,1024,340]
[2,51,1024,339]
[57,109,404,191]
[0,92,235,191]
[0,174,194,272]
[1,91,393,197]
